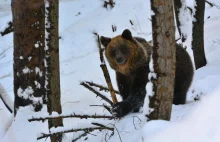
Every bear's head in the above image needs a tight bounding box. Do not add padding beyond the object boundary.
[100,29,147,75]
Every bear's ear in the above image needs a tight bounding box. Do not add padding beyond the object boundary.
[100,36,112,47]
[122,29,132,41]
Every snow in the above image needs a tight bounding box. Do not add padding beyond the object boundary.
[2,106,49,142]
[22,66,30,74]
[0,0,220,142]
[0,84,13,138]
[35,67,42,77]
[178,0,191,39]
[34,81,41,89]
[34,43,39,48]
[143,53,156,116]
[28,56,32,61]
[143,87,220,142]
[17,87,33,99]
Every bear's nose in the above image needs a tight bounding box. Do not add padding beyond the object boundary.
[116,57,125,64]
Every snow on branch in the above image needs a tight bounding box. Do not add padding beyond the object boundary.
[28,113,115,122]
[37,124,114,140]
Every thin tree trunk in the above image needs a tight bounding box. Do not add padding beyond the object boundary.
[45,0,63,141]
[149,0,176,120]
[174,0,186,42]
[174,0,182,39]
[192,0,207,70]
[12,0,45,115]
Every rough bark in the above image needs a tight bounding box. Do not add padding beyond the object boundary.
[45,0,63,141]
[192,0,207,70]
[12,0,46,115]
[149,0,176,120]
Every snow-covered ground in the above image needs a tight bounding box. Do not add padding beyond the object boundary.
[1,0,220,141]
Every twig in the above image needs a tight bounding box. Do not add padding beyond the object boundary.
[111,124,122,142]
[0,84,13,113]
[90,105,112,114]
[80,82,113,106]
[129,20,134,25]
[205,1,220,9]
[175,37,181,42]
[85,81,119,94]
[97,34,118,104]
[104,0,115,9]
[112,24,117,32]
[37,126,114,140]
[28,113,115,122]
[103,105,112,114]
[206,1,214,7]
[187,6,193,15]
[91,122,107,127]
[132,116,142,130]
[0,93,13,113]
[72,131,89,142]
[92,123,114,142]
[0,21,13,36]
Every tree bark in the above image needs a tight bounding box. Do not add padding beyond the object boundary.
[12,0,46,115]
[149,0,176,120]
[192,0,207,70]
[45,0,63,141]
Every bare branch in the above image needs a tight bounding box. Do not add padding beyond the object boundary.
[112,24,117,32]
[72,131,89,142]
[0,93,13,113]
[129,20,134,25]
[0,84,13,113]
[28,113,115,122]
[111,124,122,142]
[90,104,112,114]
[0,21,13,36]
[103,105,112,113]
[205,1,214,7]
[91,122,107,127]
[104,0,115,9]
[37,126,114,140]
[85,81,119,94]
[96,34,118,104]
[187,6,193,15]
[80,82,113,106]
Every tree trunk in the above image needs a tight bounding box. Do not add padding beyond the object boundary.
[192,0,207,70]
[149,0,176,120]
[12,0,46,115]
[174,0,186,42]
[45,0,63,141]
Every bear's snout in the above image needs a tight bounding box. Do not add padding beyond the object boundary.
[116,56,126,65]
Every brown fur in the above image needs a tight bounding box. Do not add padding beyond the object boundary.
[100,29,194,118]
[105,35,151,75]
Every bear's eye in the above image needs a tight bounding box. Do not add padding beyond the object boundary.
[120,46,129,54]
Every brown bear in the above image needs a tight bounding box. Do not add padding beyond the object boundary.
[100,29,194,118]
